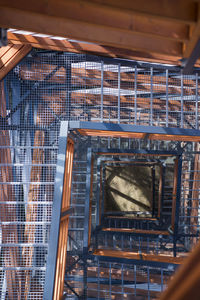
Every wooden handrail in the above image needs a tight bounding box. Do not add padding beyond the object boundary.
[102,228,169,235]
[93,249,185,264]
[160,241,200,300]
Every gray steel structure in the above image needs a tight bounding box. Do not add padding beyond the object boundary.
[0,50,200,299]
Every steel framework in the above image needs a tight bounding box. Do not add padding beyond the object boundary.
[0,50,200,299]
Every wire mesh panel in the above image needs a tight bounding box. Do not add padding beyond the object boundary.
[65,257,177,300]
[0,81,54,299]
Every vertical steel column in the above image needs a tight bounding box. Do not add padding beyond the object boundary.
[134,65,137,125]
[43,121,68,300]
[118,63,121,124]
[66,62,71,120]
[195,73,198,129]
[118,63,121,148]
[181,71,184,128]
[166,69,169,127]
[101,61,104,122]
[152,166,156,217]
[101,166,106,224]
[150,67,153,126]
[160,165,166,221]
[173,155,182,257]
[96,158,101,226]
[83,147,92,252]
[128,111,131,148]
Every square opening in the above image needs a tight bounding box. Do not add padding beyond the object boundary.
[104,162,161,218]
[99,154,179,225]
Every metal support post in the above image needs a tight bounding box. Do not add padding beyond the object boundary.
[166,69,169,127]
[101,60,104,122]
[118,63,121,148]
[152,166,156,217]
[134,65,137,125]
[101,166,106,224]
[150,67,153,126]
[173,155,182,257]
[83,148,92,253]
[96,158,101,226]
[118,63,121,124]
[66,61,71,120]
[160,164,166,222]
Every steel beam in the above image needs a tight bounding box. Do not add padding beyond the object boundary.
[160,165,166,221]
[83,148,92,252]
[173,155,182,257]
[96,157,101,226]
[66,61,72,119]
[69,121,200,138]
[85,54,181,71]
[152,166,156,217]
[101,166,106,224]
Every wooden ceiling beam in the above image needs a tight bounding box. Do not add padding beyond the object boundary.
[90,0,197,25]
[1,0,200,66]
[0,0,196,26]
[8,32,184,66]
[0,43,32,81]
[2,0,190,43]
[0,6,183,57]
